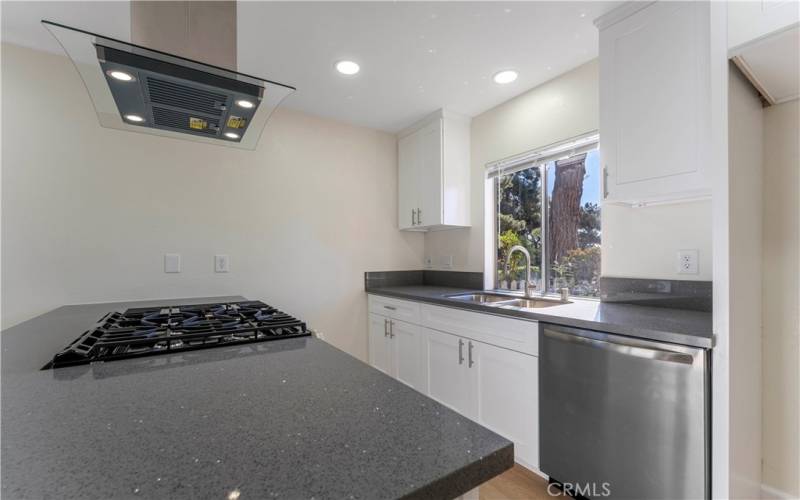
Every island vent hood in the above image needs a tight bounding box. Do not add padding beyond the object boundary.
[42,7,294,150]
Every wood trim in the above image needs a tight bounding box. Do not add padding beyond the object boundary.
[731,55,776,105]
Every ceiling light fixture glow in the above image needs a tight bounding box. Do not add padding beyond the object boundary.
[335,60,360,76]
[235,99,255,109]
[493,70,518,84]
[109,70,134,81]
[224,132,240,139]
[124,114,144,122]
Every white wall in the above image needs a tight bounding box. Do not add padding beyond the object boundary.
[727,64,763,499]
[0,43,424,360]
[761,98,799,498]
[424,59,713,282]
[602,202,713,280]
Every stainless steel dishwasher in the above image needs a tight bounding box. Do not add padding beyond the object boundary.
[539,323,709,500]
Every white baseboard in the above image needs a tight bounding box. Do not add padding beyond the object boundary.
[761,483,799,500]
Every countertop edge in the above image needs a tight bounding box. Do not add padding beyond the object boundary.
[366,288,713,350]
[401,442,515,500]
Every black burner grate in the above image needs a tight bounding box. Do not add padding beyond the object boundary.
[47,301,309,369]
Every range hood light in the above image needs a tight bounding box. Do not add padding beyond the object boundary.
[124,114,145,122]
[235,99,255,109]
[108,70,134,81]
[224,132,240,139]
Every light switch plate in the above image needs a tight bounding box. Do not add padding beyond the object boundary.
[677,249,699,274]
[424,256,433,269]
[215,255,230,273]
[164,253,181,273]
[439,255,453,269]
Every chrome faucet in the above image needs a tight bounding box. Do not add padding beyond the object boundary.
[505,245,535,298]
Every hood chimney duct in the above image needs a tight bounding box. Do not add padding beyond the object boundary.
[130,1,237,70]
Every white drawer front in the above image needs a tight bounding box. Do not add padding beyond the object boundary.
[420,304,538,356]
[368,295,421,324]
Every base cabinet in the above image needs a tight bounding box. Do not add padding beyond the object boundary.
[425,327,474,417]
[368,295,540,471]
[422,326,539,469]
[368,313,426,393]
[473,340,539,470]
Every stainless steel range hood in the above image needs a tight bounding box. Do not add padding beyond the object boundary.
[42,20,295,150]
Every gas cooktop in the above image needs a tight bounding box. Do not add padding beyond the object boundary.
[46,300,310,369]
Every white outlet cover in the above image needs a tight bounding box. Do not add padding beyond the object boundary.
[215,254,230,273]
[677,249,699,274]
[424,256,433,269]
[164,253,181,273]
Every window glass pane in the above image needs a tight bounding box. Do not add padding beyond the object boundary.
[545,149,602,297]
[496,166,542,292]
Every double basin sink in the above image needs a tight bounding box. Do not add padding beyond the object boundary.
[446,292,570,310]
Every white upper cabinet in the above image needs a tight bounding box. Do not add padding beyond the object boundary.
[728,0,799,51]
[596,1,712,205]
[397,109,471,230]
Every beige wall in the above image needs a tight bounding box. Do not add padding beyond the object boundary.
[728,65,763,499]
[762,98,799,498]
[424,59,713,282]
[0,43,424,360]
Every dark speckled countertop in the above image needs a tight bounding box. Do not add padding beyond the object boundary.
[1,296,513,500]
[367,286,713,349]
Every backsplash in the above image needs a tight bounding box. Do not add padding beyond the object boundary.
[365,270,483,290]
[599,277,712,312]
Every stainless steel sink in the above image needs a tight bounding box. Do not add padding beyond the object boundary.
[446,293,570,309]
[446,293,517,304]
[492,298,567,309]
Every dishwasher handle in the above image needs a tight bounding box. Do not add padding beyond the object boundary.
[543,328,696,365]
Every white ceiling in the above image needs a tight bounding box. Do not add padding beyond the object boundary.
[1,1,620,132]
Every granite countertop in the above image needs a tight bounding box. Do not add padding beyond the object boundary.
[366,286,713,349]
[1,297,513,500]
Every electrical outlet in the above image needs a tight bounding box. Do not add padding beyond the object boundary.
[677,250,698,274]
[424,256,434,269]
[164,253,181,273]
[215,255,230,273]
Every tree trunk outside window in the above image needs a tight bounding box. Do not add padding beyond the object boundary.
[548,154,587,266]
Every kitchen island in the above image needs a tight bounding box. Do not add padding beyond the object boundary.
[1,297,513,499]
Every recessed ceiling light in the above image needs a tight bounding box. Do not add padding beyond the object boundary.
[124,114,144,122]
[493,70,518,84]
[224,132,240,139]
[108,70,134,82]
[235,99,255,109]
[335,60,360,76]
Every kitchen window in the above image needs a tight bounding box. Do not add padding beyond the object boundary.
[488,132,601,298]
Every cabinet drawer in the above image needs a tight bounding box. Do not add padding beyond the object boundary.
[368,295,421,324]
[420,304,538,356]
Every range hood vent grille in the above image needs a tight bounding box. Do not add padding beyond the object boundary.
[146,77,227,117]
[152,107,220,136]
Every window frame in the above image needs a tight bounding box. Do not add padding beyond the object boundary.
[487,131,600,297]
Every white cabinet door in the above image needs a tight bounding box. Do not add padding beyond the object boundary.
[368,313,391,376]
[424,327,473,417]
[389,319,426,392]
[398,132,419,230]
[471,339,539,470]
[600,1,710,204]
[416,118,443,229]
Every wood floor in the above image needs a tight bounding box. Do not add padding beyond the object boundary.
[479,464,553,500]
